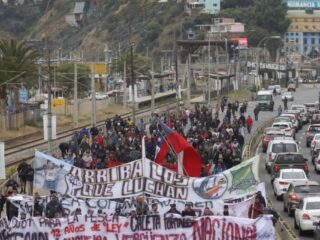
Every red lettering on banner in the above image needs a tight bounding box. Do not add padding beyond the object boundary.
[51,228,61,237]
[103,221,122,232]
[91,223,101,232]
[64,224,85,234]
[226,223,234,239]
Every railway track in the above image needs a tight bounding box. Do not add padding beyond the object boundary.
[4,101,182,168]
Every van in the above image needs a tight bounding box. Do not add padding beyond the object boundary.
[256,90,274,111]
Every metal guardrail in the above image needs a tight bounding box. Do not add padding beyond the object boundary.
[244,117,299,240]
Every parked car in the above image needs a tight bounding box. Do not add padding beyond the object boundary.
[282,91,294,101]
[262,127,285,153]
[288,83,296,92]
[271,153,309,180]
[273,169,308,200]
[313,221,320,240]
[265,137,299,173]
[283,181,320,217]
[294,196,320,236]
[306,124,320,147]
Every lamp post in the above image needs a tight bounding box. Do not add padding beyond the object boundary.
[256,35,281,89]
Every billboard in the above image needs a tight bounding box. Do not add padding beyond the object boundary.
[229,37,248,49]
[284,0,320,8]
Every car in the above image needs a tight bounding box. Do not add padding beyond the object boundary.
[282,91,294,101]
[267,85,281,95]
[255,90,274,111]
[288,83,296,92]
[271,153,309,180]
[294,196,320,235]
[313,221,320,240]
[262,127,285,153]
[86,92,109,100]
[312,114,320,124]
[278,114,300,131]
[283,181,320,217]
[273,169,308,201]
[284,110,304,129]
[290,105,309,124]
[311,134,320,151]
[304,102,319,115]
[271,122,295,139]
[306,124,320,147]
[265,138,299,173]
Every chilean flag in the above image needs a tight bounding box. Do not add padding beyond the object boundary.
[155,121,202,177]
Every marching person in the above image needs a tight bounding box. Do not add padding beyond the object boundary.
[253,106,260,121]
[246,115,253,134]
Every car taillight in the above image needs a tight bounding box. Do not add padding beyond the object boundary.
[269,153,272,161]
[304,163,309,173]
[289,194,298,202]
[273,164,279,173]
[264,137,271,142]
[303,213,310,220]
[279,181,288,185]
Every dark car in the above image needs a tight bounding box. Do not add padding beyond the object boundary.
[270,153,309,179]
[306,124,320,147]
[283,181,320,217]
[314,221,320,240]
[312,114,320,124]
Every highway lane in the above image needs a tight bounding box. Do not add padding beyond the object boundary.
[258,84,320,239]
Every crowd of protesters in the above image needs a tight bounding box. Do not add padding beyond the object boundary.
[0,96,271,221]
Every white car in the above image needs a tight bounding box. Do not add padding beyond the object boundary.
[314,153,320,174]
[273,169,308,200]
[265,137,299,173]
[272,122,295,138]
[280,113,299,130]
[311,134,320,152]
[86,92,109,100]
[282,92,294,101]
[290,105,309,124]
[268,85,281,95]
[294,196,320,235]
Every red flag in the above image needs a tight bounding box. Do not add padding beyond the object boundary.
[158,121,202,177]
[154,133,169,164]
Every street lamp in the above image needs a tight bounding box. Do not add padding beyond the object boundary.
[256,35,281,89]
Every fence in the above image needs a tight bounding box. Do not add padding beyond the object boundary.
[0,109,42,131]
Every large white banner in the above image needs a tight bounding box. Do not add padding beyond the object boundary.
[0,215,275,240]
[34,151,260,201]
[0,142,5,179]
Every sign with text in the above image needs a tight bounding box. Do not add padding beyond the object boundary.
[34,151,260,201]
[0,215,275,240]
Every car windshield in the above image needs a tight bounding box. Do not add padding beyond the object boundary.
[273,124,289,129]
[272,143,297,153]
[295,185,320,193]
[283,92,291,96]
[313,115,320,120]
[309,126,320,132]
[315,135,320,140]
[282,172,305,179]
[256,95,272,101]
[306,202,320,210]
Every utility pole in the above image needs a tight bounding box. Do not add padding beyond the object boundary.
[208,37,211,106]
[73,62,78,128]
[175,47,180,115]
[130,44,136,124]
[187,52,191,108]
[91,63,96,127]
[47,48,52,152]
[123,60,127,108]
[151,62,155,113]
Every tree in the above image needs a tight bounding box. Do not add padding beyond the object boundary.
[0,39,39,114]
[222,0,254,8]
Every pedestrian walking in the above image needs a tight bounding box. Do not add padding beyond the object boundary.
[246,115,253,134]
[253,106,260,121]
[278,105,282,116]
[283,97,288,110]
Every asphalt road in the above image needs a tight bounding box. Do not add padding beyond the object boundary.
[258,84,320,239]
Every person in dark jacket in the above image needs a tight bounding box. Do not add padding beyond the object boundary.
[166,204,181,215]
[181,203,196,217]
[33,192,44,217]
[45,193,65,218]
[253,106,260,121]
